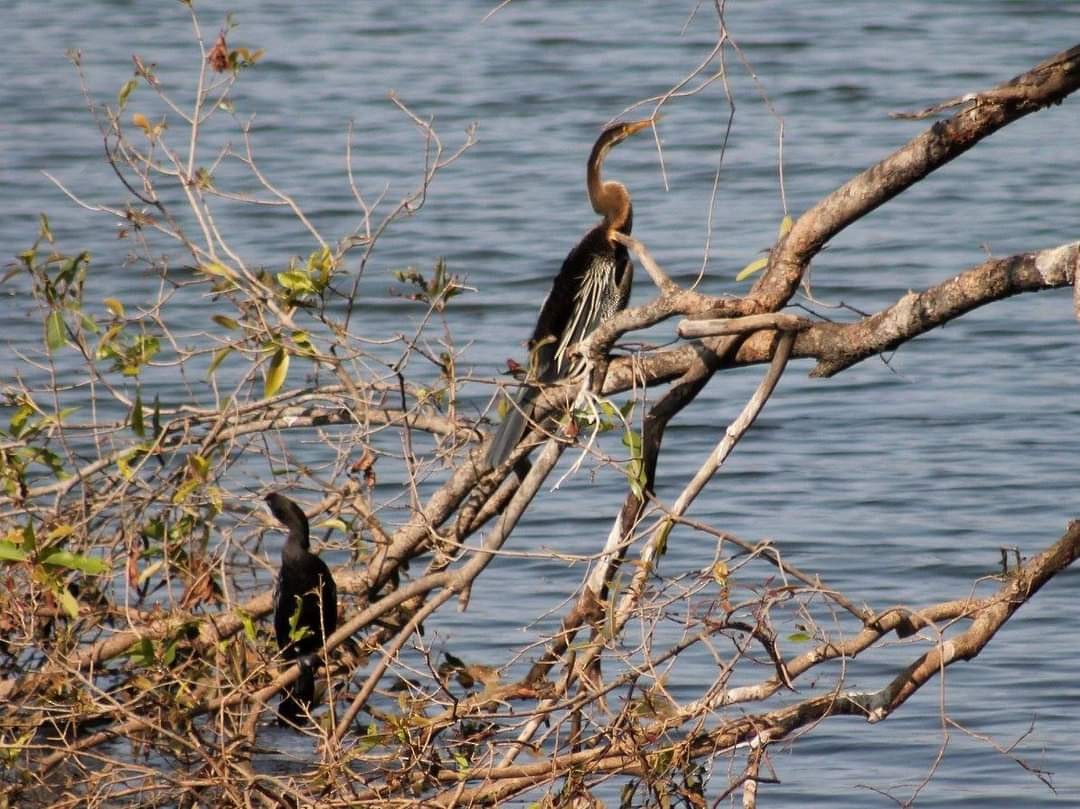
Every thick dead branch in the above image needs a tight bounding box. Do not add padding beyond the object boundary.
[712,42,1080,318]
[598,240,1079,390]
[891,44,1080,120]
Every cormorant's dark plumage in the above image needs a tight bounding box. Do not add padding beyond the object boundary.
[266,492,337,724]
[487,119,652,468]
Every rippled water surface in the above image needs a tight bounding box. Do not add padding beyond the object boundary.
[3,1,1079,805]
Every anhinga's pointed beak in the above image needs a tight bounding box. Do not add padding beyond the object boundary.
[620,118,654,138]
[601,118,655,148]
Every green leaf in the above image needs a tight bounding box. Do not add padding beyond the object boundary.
[287,596,311,643]
[118,78,138,110]
[187,453,209,479]
[211,314,239,330]
[276,270,316,295]
[655,518,673,557]
[318,518,348,532]
[131,390,145,437]
[33,447,69,480]
[264,347,289,398]
[21,522,36,552]
[120,335,160,376]
[130,637,155,666]
[40,549,109,575]
[238,610,257,642]
[207,346,232,378]
[9,404,34,438]
[0,542,28,563]
[42,407,79,429]
[778,214,794,238]
[735,256,769,282]
[152,395,162,439]
[45,525,74,542]
[58,587,79,619]
[622,429,646,501]
[45,310,67,351]
[172,476,200,504]
[57,252,90,286]
[0,731,33,764]
[116,447,138,480]
[79,313,99,335]
[788,632,812,643]
[291,330,314,352]
[199,261,235,279]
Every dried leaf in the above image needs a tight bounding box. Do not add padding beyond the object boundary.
[351,446,377,488]
[207,32,229,73]
[126,546,140,588]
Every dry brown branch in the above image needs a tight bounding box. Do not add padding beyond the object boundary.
[597,240,1079,392]
[411,523,1080,806]
[715,42,1080,319]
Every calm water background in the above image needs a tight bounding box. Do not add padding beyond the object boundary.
[3,1,1079,805]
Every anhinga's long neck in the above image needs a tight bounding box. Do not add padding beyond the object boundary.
[585,119,651,233]
[589,180,633,234]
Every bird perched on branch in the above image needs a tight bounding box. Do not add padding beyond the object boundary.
[265,492,337,725]
[487,119,653,468]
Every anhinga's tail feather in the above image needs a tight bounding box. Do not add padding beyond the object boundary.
[486,384,539,469]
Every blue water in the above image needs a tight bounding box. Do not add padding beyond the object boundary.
[2,1,1079,805]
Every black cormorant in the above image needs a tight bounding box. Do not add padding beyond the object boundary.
[487,119,652,468]
[265,492,337,724]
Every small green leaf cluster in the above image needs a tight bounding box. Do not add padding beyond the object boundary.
[390,258,465,312]
[0,521,109,620]
[275,246,336,305]
[7,216,95,354]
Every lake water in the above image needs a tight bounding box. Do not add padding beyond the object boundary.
[2,1,1079,805]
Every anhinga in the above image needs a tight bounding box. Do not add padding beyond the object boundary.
[265,492,338,724]
[487,119,652,469]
